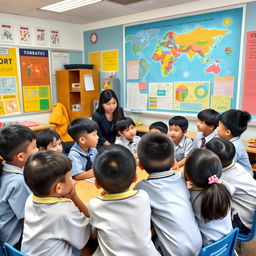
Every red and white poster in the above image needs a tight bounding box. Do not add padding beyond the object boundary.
[19,25,32,44]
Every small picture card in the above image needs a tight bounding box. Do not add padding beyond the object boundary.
[35,27,47,45]
[0,24,14,43]
[19,25,32,44]
[50,29,60,46]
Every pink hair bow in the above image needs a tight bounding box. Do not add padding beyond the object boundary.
[208,175,219,184]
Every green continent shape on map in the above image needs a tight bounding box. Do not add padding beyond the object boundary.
[140,58,151,80]
[152,27,228,77]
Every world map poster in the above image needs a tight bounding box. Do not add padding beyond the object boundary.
[125,8,243,113]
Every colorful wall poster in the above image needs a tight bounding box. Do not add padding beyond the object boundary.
[213,76,234,97]
[0,47,21,115]
[50,30,60,46]
[89,51,101,70]
[127,61,140,80]
[101,49,119,72]
[19,25,32,44]
[35,27,47,45]
[242,31,256,114]
[125,8,243,113]
[211,96,231,112]
[0,24,14,43]
[19,49,51,112]
[173,81,210,112]
[127,83,147,111]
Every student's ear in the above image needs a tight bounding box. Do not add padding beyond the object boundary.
[79,136,86,144]
[16,152,26,163]
[132,173,138,183]
[138,162,144,170]
[94,179,102,189]
[226,129,232,137]
[183,129,187,134]
[118,131,122,136]
[54,182,64,194]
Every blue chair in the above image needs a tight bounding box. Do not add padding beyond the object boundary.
[237,210,256,242]
[2,243,27,256]
[198,228,239,256]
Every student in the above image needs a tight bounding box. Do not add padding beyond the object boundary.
[115,117,141,158]
[68,118,98,180]
[193,108,220,149]
[149,121,168,134]
[168,116,193,169]
[21,151,91,256]
[184,149,232,245]
[135,133,202,256]
[88,145,160,256]
[206,137,256,234]
[217,109,252,175]
[36,129,63,152]
[0,125,38,249]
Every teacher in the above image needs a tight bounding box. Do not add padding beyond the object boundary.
[92,89,124,149]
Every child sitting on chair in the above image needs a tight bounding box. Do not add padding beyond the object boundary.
[149,121,168,134]
[37,129,63,152]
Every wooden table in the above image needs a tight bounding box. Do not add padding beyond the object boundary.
[30,123,56,133]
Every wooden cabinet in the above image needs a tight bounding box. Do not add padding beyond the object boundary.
[56,69,100,122]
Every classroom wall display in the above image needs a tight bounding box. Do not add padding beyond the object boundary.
[19,49,51,112]
[50,30,60,46]
[101,49,119,72]
[0,47,21,115]
[18,25,32,44]
[0,24,14,43]
[125,8,243,113]
[35,27,47,45]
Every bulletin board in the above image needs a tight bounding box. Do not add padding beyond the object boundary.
[124,8,243,114]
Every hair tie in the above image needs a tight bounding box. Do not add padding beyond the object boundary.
[208,175,219,184]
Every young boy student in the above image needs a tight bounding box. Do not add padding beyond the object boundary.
[206,137,256,234]
[168,116,193,169]
[68,118,98,180]
[88,144,160,256]
[149,121,168,134]
[115,117,141,158]
[37,129,63,152]
[0,125,38,249]
[217,109,252,175]
[193,108,220,149]
[21,151,91,256]
[135,133,202,256]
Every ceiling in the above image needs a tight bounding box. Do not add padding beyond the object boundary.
[0,0,198,24]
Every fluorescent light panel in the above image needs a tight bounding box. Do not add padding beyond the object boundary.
[40,0,102,12]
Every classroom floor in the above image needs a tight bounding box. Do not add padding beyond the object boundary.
[80,237,256,256]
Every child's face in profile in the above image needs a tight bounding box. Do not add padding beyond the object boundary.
[47,137,63,152]
[59,171,76,197]
[217,121,231,140]
[83,130,99,148]
[196,119,213,135]
[168,125,184,145]
[120,125,137,141]
[149,128,161,133]
[21,139,38,164]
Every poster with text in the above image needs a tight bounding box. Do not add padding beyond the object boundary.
[19,25,32,44]
[101,50,119,72]
[0,24,14,43]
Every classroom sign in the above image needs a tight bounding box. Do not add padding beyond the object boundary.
[125,8,242,113]
[0,47,21,115]
[19,49,51,112]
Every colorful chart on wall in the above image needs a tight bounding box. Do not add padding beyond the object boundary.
[125,8,243,113]
[0,47,21,115]
[19,49,51,112]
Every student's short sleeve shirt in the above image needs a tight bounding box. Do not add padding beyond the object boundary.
[175,135,193,162]
[0,163,30,245]
[230,137,253,175]
[68,143,98,177]
[21,195,91,256]
[193,129,218,149]
[115,135,141,154]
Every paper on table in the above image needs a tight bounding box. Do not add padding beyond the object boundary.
[84,74,94,91]
[84,178,95,183]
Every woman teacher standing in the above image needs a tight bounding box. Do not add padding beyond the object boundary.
[92,89,124,149]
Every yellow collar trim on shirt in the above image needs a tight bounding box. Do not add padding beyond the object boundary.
[148,170,175,179]
[98,190,138,201]
[32,195,71,204]
[222,162,235,172]
[2,168,23,175]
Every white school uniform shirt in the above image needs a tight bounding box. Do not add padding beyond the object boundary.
[88,189,160,256]
[190,189,233,246]
[135,170,202,256]
[221,162,256,229]
[21,195,91,256]
[174,135,193,161]
[115,135,141,154]
[230,137,253,176]
[0,162,30,246]
[193,129,218,149]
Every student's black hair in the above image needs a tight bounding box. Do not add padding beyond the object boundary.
[96,89,121,122]
[68,118,98,142]
[219,109,251,137]
[205,137,236,168]
[24,151,71,196]
[184,149,231,222]
[169,116,188,132]
[197,109,220,129]
[36,130,61,149]
[115,117,135,132]
[138,133,175,174]
[93,144,136,193]
[149,121,168,134]
[0,125,36,178]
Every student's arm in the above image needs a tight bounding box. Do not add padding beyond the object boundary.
[176,158,186,169]
[73,168,94,180]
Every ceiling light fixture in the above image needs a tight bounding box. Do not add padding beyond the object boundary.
[40,0,102,13]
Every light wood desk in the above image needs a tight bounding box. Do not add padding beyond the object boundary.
[30,123,56,133]
[76,168,148,205]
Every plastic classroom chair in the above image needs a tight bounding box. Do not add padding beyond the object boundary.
[237,209,256,242]
[2,243,27,256]
[198,228,239,256]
